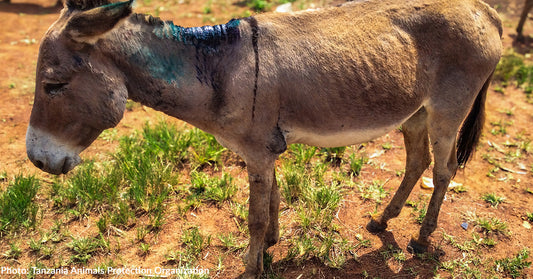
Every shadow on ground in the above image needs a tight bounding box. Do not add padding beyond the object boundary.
[0,1,61,15]
[261,231,442,279]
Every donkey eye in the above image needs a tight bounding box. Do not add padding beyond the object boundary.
[44,82,68,95]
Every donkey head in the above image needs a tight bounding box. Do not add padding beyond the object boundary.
[26,0,133,174]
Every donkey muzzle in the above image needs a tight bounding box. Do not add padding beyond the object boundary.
[26,125,82,175]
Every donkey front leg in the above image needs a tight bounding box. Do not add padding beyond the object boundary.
[243,157,277,279]
[264,171,280,249]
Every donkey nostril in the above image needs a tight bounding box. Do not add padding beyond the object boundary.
[34,160,44,170]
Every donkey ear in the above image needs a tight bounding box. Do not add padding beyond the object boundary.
[64,0,133,43]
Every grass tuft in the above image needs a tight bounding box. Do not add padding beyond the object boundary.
[0,175,40,233]
[68,236,107,263]
[188,171,237,207]
[481,193,506,208]
[359,180,389,204]
[476,216,509,235]
[494,249,531,278]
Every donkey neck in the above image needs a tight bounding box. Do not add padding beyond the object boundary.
[104,14,243,126]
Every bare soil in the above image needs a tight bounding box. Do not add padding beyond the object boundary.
[0,0,532,278]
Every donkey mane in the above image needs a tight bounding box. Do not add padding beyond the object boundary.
[66,0,110,11]
[130,13,241,49]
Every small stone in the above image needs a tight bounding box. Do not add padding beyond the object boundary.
[275,3,292,13]
[461,222,468,230]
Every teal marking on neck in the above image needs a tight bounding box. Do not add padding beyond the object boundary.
[127,17,240,85]
[154,19,241,48]
[129,45,184,85]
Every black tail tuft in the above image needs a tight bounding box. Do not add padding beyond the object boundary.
[456,73,492,167]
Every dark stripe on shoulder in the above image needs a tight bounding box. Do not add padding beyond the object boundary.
[244,17,260,120]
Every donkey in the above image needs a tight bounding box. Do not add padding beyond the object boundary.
[26,0,501,277]
[517,0,533,41]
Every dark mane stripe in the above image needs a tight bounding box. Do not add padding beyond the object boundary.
[179,20,241,47]
[132,13,241,48]
[66,0,110,11]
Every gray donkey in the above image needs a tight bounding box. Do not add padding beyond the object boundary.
[26,0,502,277]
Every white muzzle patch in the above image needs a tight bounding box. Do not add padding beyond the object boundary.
[26,125,82,175]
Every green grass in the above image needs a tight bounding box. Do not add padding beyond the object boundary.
[494,50,533,99]
[270,146,372,269]
[476,216,509,235]
[321,146,346,165]
[187,128,227,170]
[490,119,511,136]
[481,193,506,208]
[139,242,150,255]
[494,51,526,83]
[246,0,270,11]
[179,226,211,264]
[442,231,476,253]
[30,121,231,266]
[52,162,121,218]
[527,212,533,222]
[187,171,237,208]
[381,244,407,263]
[114,124,179,213]
[359,180,389,204]
[278,163,309,205]
[273,144,364,268]
[0,175,40,233]
[288,144,317,165]
[1,116,529,278]
[348,153,367,176]
[218,232,246,252]
[3,242,22,259]
[494,249,531,278]
[406,197,428,224]
[67,236,108,264]
[440,257,483,278]
[51,121,229,230]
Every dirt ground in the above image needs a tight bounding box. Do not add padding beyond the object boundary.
[0,0,532,278]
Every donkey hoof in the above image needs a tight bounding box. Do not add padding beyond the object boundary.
[241,272,259,279]
[407,238,428,254]
[366,218,387,234]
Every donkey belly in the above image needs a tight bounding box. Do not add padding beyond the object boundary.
[285,124,401,148]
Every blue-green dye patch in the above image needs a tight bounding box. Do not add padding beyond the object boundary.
[127,16,240,85]
[129,45,185,85]
[154,19,241,49]
[100,0,132,10]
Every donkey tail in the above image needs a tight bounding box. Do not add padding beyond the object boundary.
[456,73,492,167]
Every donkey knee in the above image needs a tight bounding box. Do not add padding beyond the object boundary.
[249,219,269,233]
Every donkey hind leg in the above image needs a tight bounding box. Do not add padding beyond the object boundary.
[367,108,431,233]
[264,171,280,250]
[243,157,276,279]
[407,117,459,254]
[517,0,533,41]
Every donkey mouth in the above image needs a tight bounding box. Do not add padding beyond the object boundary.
[26,125,83,175]
[61,156,82,174]
[30,154,81,175]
